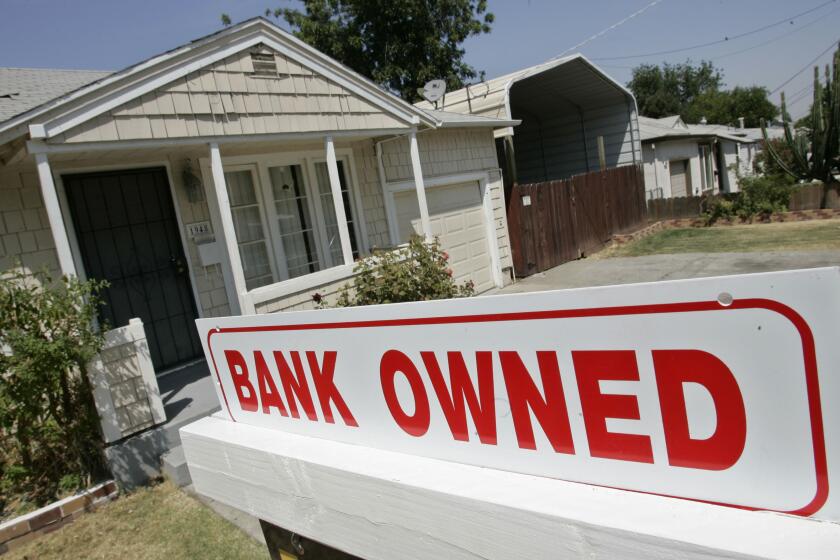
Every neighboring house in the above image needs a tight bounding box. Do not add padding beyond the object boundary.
[0,18,517,444]
[416,55,642,199]
[640,115,785,199]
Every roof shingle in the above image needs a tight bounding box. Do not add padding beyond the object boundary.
[0,67,112,123]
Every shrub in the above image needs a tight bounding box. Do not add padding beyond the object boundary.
[0,269,109,514]
[317,236,475,307]
[702,175,793,224]
[735,175,792,219]
[701,196,736,226]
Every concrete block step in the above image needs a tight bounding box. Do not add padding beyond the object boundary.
[161,445,191,487]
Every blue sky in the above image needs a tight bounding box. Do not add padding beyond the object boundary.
[2,0,839,120]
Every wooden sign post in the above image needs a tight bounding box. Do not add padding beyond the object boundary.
[183,268,840,559]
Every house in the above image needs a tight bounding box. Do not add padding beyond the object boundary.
[0,18,518,453]
[639,115,785,199]
[415,56,642,200]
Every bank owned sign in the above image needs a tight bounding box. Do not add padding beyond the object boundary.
[197,268,840,520]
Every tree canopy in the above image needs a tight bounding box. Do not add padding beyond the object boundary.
[225,0,494,102]
[628,60,778,127]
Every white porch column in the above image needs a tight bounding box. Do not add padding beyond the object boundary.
[209,142,252,314]
[324,136,354,265]
[408,129,432,241]
[34,152,77,276]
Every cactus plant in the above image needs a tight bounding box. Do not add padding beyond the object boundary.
[761,43,840,185]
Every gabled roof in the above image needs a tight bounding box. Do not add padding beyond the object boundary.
[415,54,636,120]
[638,115,773,143]
[653,115,686,129]
[3,17,483,146]
[0,67,112,122]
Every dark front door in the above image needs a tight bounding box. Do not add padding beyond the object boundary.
[64,167,202,372]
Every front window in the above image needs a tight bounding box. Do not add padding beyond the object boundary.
[699,144,715,192]
[268,165,321,279]
[314,161,359,263]
[223,154,363,291]
[224,169,274,290]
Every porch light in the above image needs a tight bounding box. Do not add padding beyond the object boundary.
[182,158,205,203]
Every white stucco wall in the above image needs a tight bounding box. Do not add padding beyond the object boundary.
[641,139,703,199]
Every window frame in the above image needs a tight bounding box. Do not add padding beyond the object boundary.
[221,163,279,290]
[306,156,364,267]
[258,161,324,281]
[205,148,367,291]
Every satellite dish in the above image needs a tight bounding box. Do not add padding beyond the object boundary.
[420,79,446,104]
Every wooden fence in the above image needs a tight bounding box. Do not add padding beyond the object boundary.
[507,165,647,277]
[646,196,707,221]
[646,183,840,221]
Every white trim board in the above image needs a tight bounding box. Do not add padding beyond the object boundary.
[27,129,413,155]
[182,416,840,560]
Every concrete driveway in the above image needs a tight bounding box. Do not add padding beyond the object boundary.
[498,250,840,294]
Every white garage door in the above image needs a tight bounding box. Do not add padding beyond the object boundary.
[394,181,495,293]
[670,159,689,197]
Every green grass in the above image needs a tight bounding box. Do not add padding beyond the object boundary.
[601,219,840,258]
[6,481,267,560]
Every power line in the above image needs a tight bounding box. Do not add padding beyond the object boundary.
[787,89,815,108]
[592,0,836,61]
[770,38,838,94]
[552,0,666,60]
[709,5,839,62]
[789,80,815,99]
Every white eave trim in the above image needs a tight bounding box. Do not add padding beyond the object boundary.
[26,127,413,155]
[436,118,520,129]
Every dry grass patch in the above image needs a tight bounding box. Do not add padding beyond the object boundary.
[6,481,266,560]
[599,219,840,258]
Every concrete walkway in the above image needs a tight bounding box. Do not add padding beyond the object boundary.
[499,250,840,294]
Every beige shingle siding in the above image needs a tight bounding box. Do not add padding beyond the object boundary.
[166,152,232,318]
[55,47,409,143]
[0,164,61,280]
[346,139,391,249]
[380,129,499,183]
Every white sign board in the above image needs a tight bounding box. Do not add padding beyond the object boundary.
[196,268,840,520]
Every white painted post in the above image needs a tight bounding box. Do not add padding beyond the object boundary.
[34,152,77,276]
[209,142,253,314]
[324,136,354,265]
[408,129,432,241]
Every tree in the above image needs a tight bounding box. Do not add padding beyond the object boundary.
[684,87,778,128]
[628,60,778,126]
[227,1,494,102]
[628,60,722,119]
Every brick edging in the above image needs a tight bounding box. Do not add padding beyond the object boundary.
[0,480,118,554]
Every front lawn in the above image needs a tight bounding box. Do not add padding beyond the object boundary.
[6,481,266,560]
[601,219,840,258]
